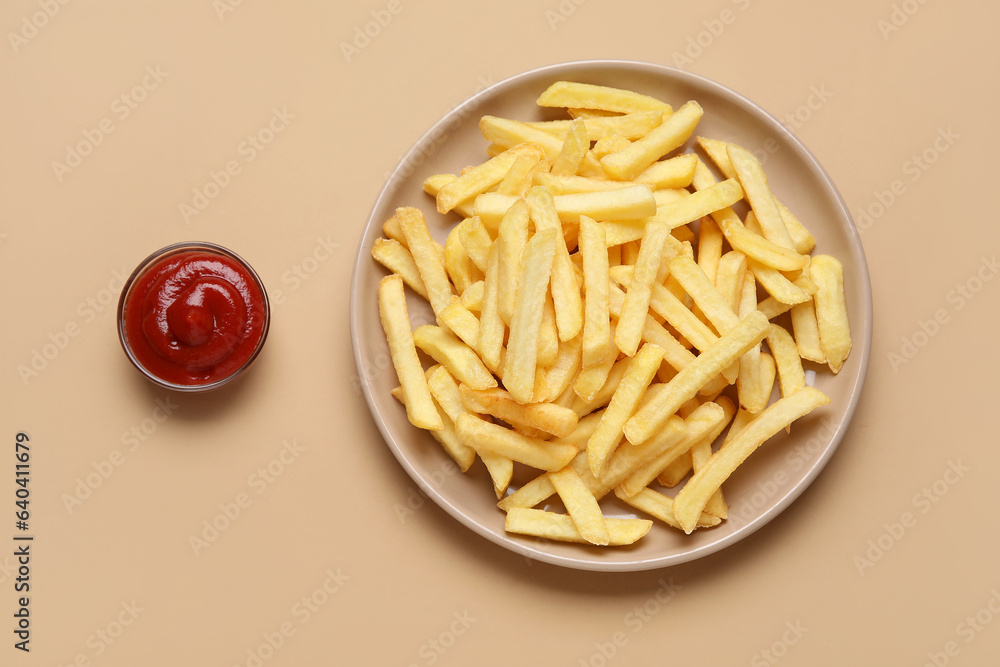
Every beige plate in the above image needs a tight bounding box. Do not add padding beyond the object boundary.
[350,61,872,571]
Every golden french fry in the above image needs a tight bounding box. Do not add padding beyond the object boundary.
[527,110,664,141]
[615,487,721,530]
[737,271,767,413]
[497,153,540,197]
[457,216,492,272]
[496,199,530,325]
[536,81,671,114]
[391,384,476,473]
[697,217,724,283]
[601,101,703,180]
[460,279,484,312]
[658,452,692,488]
[438,297,480,350]
[436,144,541,214]
[533,334,582,403]
[537,294,560,368]
[613,222,673,356]
[482,453,514,500]
[550,118,589,176]
[527,187,583,341]
[790,300,827,363]
[478,242,504,372]
[413,325,497,391]
[372,238,428,300]
[551,185,657,223]
[673,387,830,533]
[811,255,852,373]
[726,144,795,250]
[766,323,806,399]
[587,343,665,476]
[571,356,630,417]
[444,228,477,294]
[534,173,634,196]
[635,154,698,190]
[378,275,443,431]
[690,395,736,518]
[669,255,741,335]
[549,468,609,545]
[748,257,811,306]
[504,228,558,402]
[599,415,686,490]
[460,386,579,438]
[423,174,475,219]
[504,507,651,545]
[397,207,453,317]
[456,414,577,471]
[591,135,630,159]
[624,311,770,444]
[758,351,776,408]
[618,401,725,497]
[578,216,613,368]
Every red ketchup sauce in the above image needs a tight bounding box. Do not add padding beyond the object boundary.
[121,246,268,387]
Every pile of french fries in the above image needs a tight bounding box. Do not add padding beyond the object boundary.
[373,81,851,544]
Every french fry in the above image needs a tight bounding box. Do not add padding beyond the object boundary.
[533,334,582,403]
[587,343,665,476]
[616,487,721,530]
[571,356,630,417]
[504,228,558,403]
[591,135,630,159]
[748,257,811,306]
[550,118,589,176]
[624,311,770,444]
[726,144,795,250]
[614,222,673,356]
[549,468,610,545]
[811,255,852,373]
[737,271,766,413]
[673,387,830,533]
[438,297,481,350]
[397,207,453,317]
[579,216,614,368]
[536,81,672,114]
[504,507,651,545]
[482,454,514,500]
[527,187,584,341]
[478,242,504,372]
[457,216,492,272]
[551,185,657,223]
[423,174,475,219]
[371,238,428,299]
[527,110,664,141]
[413,325,497,391]
[601,101,704,180]
[436,144,542,214]
[697,217,724,283]
[537,295,560,368]
[378,275,443,431]
[635,154,698,190]
[455,414,577,472]
[790,300,827,363]
[496,199,530,325]
[534,173,634,195]
[766,323,806,399]
[391,384,475,473]
[659,452,692,488]
[689,395,736,517]
[460,279,484,312]
[600,415,687,490]
[443,229,476,294]
[460,386,578,438]
[619,401,725,497]
[497,154,540,197]
[668,255,741,335]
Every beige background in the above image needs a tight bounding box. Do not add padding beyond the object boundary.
[2,0,997,664]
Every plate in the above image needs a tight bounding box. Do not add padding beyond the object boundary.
[350,60,872,571]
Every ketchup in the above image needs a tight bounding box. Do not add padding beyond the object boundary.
[120,245,268,388]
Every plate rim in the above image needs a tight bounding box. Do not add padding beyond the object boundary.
[350,59,873,572]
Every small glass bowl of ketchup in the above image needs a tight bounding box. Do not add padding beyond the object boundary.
[117,241,270,392]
